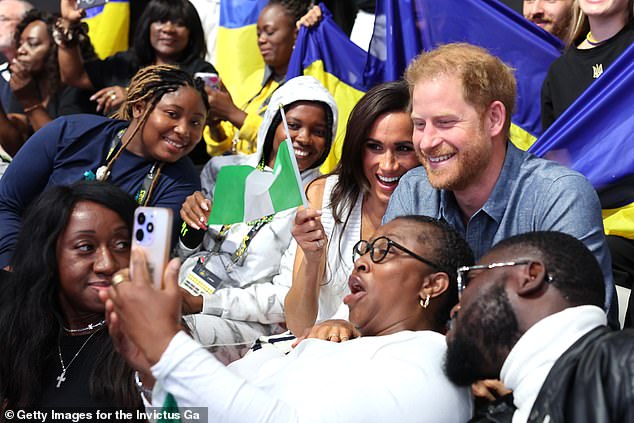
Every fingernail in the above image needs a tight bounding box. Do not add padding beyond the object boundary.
[201,202,209,211]
[191,222,200,230]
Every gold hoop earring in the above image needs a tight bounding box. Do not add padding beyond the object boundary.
[420,294,430,309]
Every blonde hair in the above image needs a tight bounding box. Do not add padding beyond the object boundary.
[566,0,634,46]
[405,43,516,139]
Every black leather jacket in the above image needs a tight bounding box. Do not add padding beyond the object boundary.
[528,326,634,423]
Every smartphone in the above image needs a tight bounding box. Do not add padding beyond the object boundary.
[195,72,219,89]
[131,207,173,288]
[77,0,109,9]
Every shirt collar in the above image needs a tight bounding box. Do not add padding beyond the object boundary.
[438,142,524,225]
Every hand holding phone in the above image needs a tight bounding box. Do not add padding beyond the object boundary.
[195,72,220,90]
[131,207,173,288]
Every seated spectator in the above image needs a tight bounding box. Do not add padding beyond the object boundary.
[0,9,96,159]
[0,0,32,108]
[284,80,420,336]
[0,181,142,411]
[58,0,216,166]
[0,64,208,269]
[446,231,634,422]
[523,0,573,40]
[204,0,313,156]
[384,42,617,327]
[103,216,475,422]
[176,76,337,346]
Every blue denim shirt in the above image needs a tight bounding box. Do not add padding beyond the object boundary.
[384,143,615,317]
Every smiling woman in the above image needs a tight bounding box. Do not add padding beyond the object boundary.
[285,80,420,337]
[0,181,142,410]
[0,65,209,270]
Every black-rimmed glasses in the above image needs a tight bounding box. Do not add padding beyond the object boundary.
[456,261,531,299]
[352,236,441,269]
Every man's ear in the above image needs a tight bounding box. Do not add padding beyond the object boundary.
[420,272,450,301]
[516,261,548,297]
[132,101,146,119]
[486,100,506,138]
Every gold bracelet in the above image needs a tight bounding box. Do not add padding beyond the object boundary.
[22,103,44,113]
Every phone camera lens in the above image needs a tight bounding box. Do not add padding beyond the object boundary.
[135,229,144,241]
[137,212,146,225]
[147,222,154,233]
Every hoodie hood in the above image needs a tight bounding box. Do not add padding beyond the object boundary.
[254,76,338,171]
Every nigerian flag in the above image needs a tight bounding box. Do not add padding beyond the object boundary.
[209,138,307,225]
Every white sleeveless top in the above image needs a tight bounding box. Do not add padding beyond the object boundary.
[316,175,363,322]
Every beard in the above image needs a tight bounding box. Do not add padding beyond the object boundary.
[420,125,492,192]
[444,283,521,386]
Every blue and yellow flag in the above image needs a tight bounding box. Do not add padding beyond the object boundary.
[216,0,267,100]
[365,0,564,150]
[83,0,129,59]
[529,44,634,239]
[287,4,367,173]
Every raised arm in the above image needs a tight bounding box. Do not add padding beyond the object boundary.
[57,0,94,90]
[284,179,328,336]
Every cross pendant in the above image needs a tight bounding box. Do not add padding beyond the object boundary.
[56,370,66,388]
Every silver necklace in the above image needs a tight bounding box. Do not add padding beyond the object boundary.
[56,328,102,388]
[63,319,107,334]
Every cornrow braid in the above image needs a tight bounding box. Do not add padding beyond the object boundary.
[102,65,209,177]
[267,0,313,23]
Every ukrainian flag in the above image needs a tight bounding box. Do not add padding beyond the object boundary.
[287,4,367,173]
[529,43,634,239]
[365,0,564,150]
[83,0,129,59]
[216,0,267,101]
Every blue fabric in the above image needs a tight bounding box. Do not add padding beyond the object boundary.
[365,0,563,138]
[0,115,200,268]
[219,0,267,29]
[287,4,368,91]
[529,42,634,209]
[383,143,614,314]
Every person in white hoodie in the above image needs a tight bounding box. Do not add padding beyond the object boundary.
[176,75,338,348]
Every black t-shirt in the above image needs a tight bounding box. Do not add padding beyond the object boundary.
[541,22,634,130]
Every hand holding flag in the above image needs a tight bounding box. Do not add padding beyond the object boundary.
[208,106,307,225]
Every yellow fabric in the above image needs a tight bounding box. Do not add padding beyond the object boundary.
[602,203,634,239]
[509,123,538,151]
[83,2,129,60]
[300,61,365,174]
[203,69,279,156]
[215,25,264,96]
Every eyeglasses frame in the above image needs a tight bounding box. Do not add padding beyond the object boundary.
[352,236,441,270]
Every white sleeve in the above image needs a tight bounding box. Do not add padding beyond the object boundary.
[200,240,297,323]
[151,331,303,423]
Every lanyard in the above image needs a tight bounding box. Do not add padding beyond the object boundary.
[208,214,274,265]
[83,128,163,206]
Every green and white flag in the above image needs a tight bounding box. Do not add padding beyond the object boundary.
[209,137,307,225]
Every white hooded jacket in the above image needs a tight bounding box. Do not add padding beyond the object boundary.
[177,76,338,325]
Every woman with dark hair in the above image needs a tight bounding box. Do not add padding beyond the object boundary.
[57,0,216,165]
[0,64,209,269]
[0,181,142,410]
[204,0,316,156]
[103,216,474,422]
[284,80,420,336]
[175,76,338,347]
[0,9,95,159]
